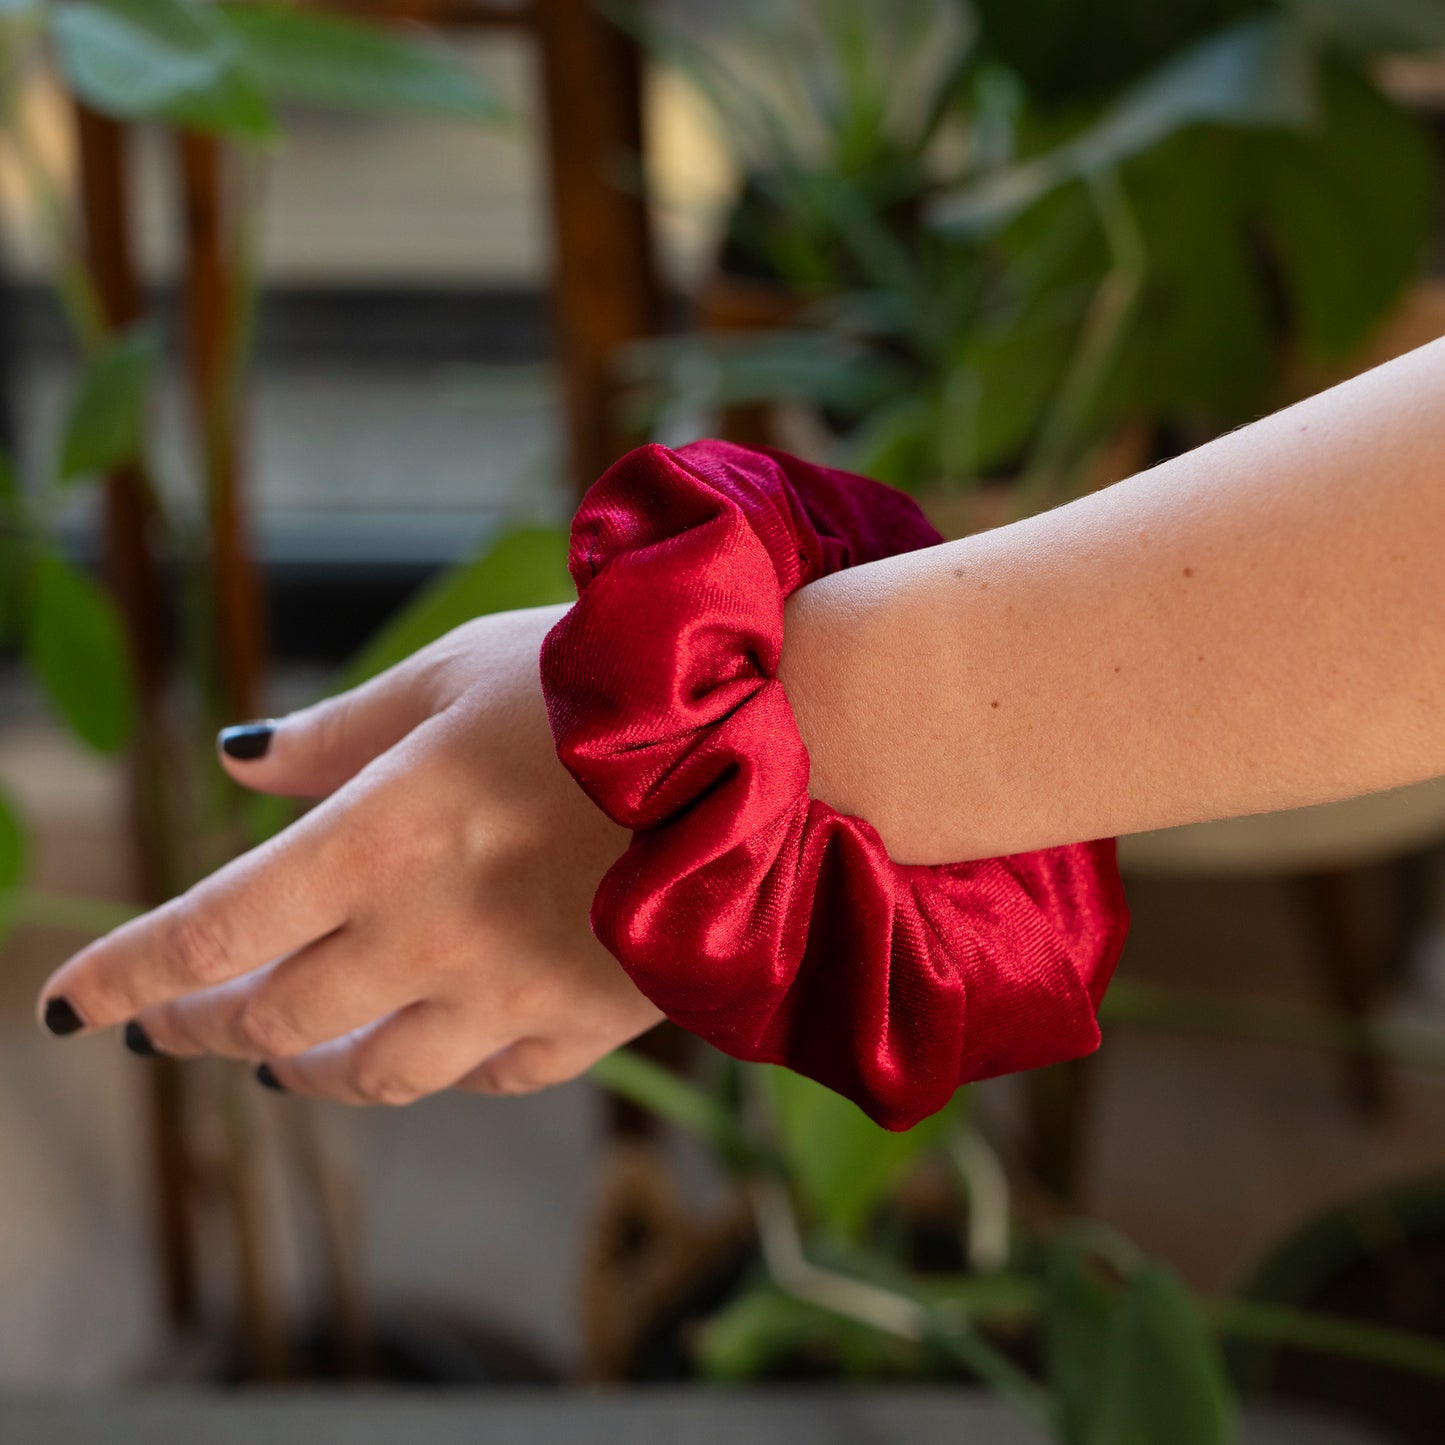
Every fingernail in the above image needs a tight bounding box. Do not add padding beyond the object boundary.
[44,997,84,1037]
[255,1063,286,1093]
[218,721,276,761]
[124,1020,161,1059]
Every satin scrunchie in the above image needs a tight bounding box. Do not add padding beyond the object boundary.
[541,440,1129,1130]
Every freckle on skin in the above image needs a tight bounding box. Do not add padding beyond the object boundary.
[1113,666,1121,673]
[1183,567,1195,578]
[990,700,1000,709]
[1197,655,1205,663]
[952,566,965,579]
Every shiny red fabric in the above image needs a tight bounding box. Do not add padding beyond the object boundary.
[541,440,1129,1130]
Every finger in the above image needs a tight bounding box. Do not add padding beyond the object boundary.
[38,796,359,1034]
[456,1035,609,1098]
[133,925,421,1062]
[218,652,449,800]
[265,1002,503,1107]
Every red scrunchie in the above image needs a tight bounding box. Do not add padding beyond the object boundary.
[541,440,1128,1130]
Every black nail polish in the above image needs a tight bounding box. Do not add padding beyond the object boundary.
[219,721,275,761]
[255,1063,286,1093]
[124,1020,161,1059]
[44,997,84,1037]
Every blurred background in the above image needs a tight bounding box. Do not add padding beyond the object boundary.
[2,1,1445,1441]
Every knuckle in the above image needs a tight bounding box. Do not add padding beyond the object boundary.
[160,904,234,988]
[477,1041,560,1096]
[307,695,356,766]
[349,1058,424,1108]
[233,996,301,1059]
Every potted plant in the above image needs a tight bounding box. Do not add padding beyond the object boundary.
[622,0,1439,532]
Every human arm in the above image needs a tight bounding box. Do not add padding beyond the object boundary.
[34,339,1445,1108]
[781,335,1445,865]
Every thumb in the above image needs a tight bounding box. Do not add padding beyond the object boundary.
[217,660,442,799]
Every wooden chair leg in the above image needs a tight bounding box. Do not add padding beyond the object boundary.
[535,0,661,500]
[1293,867,1391,1117]
[75,102,203,1330]
[1025,1056,1094,1207]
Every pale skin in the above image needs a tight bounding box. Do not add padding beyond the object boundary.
[35,337,1445,1103]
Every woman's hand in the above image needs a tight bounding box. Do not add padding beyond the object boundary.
[35,605,663,1103]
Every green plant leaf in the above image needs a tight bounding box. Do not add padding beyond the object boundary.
[26,554,136,754]
[591,1049,765,1172]
[1102,129,1275,426]
[972,0,1266,108]
[0,788,27,893]
[0,788,27,951]
[696,1280,925,1380]
[1092,1265,1238,1445]
[1045,1238,1118,1445]
[341,526,573,689]
[51,0,274,137]
[1252,62,1435,360]
[57,324,161,484]
[767,1066,956,1242]
[936,15,1317,234]
[1286,0,1445,53]
[220,5,507,122]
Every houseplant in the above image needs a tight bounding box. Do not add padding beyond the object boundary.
[623,0,1439,519]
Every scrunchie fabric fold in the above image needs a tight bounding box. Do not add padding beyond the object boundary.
[541,439,1129,1130]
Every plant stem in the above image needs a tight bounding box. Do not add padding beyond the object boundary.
[1016,168,1145,507]
[590,1046,774,1172]
[1210,1297,1445,1381]
[1102,979,1445,1074]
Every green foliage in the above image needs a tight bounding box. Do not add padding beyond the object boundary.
[1285,0,1445,52]
[591,1047,766,1173]
[698,1282,934,1380]
[936,14,1317,236]
[49,0,506,137]
[53,0,275,137]
[0,448,21,645]
[1093,1268,1237,1445]
[1046,1238,1238,1445]
[341,526,573,689]
[221,5,507,122]
[57,324,161,484]
[971,0,1267,107]
[1047,1243,1125,1443]
[623,0,972,287]
[0,788,26,951]
[641,2,1437,494]
[26,554,136,754]
[767,1066,957,1242]
[1251,59,1435,359]
[0,790,25,892]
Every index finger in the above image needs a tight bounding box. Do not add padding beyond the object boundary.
[37,792,360,1036]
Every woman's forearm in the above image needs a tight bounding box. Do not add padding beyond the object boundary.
[779,336,1445,865]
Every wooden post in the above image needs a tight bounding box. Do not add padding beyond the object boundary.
[73,102,200,1331]
[177,133,266,722]
[535,0,660,498]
